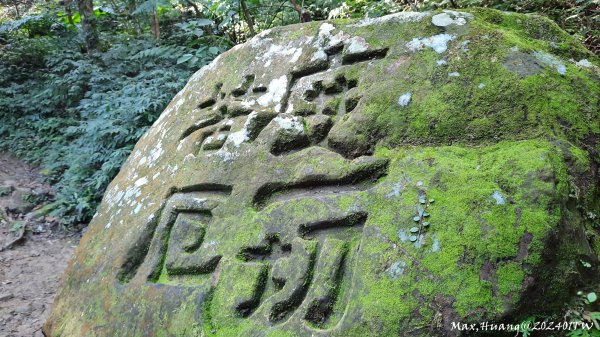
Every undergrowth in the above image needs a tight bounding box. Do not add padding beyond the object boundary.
[0,14,228,226]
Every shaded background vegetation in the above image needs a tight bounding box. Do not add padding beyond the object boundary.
[0,0,597,227]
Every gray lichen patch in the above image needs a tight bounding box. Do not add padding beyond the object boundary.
[397,92,412,107]
[533,51,567,75]
[502,50,544,77]
[491,191,506,205]
[257,75,288,110]
[575,59,593,68]
[503,48,569,77]
[406,34,456,54]
[349,12,431,27]
[386,261,406,279]
[431,10,474,28]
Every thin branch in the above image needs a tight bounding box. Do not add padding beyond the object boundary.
[265,0,288,30]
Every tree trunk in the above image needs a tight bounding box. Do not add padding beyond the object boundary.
[150,8,160,39]
[77,0,99,51]
[290,0,311,23]
[240,0,256,36]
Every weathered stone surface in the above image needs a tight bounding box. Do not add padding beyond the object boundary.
[45,8,600,337]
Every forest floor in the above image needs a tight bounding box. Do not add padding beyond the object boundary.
[0,153,78,337]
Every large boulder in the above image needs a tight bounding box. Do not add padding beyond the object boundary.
[45,9,600,337]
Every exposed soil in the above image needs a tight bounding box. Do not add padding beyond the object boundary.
[0,153,77,337]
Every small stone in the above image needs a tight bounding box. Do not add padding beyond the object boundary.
[410,226,419,233]
[422,222,430,227]
[15,304,33,315]
[0,293,14,302]
[5,187,35,214]
[429,198,435,203]
[413,216,420,222]
[409,235,418,242]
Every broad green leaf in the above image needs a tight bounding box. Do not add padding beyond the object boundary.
[196,19,214,26]
[177,54,194,64]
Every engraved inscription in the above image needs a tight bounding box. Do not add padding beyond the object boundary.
[117,31,393,331]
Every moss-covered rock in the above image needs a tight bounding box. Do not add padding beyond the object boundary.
[45,8,600,337]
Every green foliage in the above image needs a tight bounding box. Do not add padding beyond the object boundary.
[0,11,229,225]
[0,15,54,36]
[518,316,535,337]
[565,291,600,336]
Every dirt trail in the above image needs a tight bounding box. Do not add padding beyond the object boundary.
[0,153,77,337]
